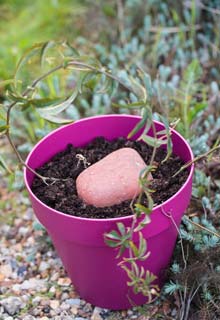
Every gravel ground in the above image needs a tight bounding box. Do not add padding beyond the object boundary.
[0,180,164,320]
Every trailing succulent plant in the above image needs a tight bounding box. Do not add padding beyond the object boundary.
[164,215,220,319]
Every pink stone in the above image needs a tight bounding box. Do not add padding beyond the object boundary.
[76,147,151,208]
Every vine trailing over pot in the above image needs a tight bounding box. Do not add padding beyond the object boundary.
[0,41,193,304]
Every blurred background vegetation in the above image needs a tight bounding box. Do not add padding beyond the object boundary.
[1,0,220,319]
[0,0,86,79]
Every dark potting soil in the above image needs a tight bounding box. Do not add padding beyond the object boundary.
[31,137,188,219]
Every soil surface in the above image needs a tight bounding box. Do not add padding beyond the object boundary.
[31,137,188,219]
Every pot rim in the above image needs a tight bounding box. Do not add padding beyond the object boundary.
[24,114,194,222]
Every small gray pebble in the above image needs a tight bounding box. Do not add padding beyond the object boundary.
[80,300,86,306]
[61,292,69,300]
[32,296,42,304]
[83,302,92,312]
[24,208,34,220]
[1,297,23,316]
[31,307,41,316]
[18,226,29,236]
[23,315,36,320]
[17,265,27,276]
[171,308,177,316]
[65,298,81,306]
[54,316,75,320]
[60,302,71,311]
[39,261,50,272]
[10,259,18,270]
[0,306,4,314]
[20,278,46,291]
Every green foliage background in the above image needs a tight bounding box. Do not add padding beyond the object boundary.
[0,0,86,79]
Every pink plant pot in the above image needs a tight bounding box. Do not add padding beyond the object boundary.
[24,114,194,310]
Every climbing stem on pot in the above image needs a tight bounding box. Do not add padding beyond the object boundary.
[5,129,59,184]
[104,129,162,303]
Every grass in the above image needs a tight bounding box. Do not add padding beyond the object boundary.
[0,0,86,79]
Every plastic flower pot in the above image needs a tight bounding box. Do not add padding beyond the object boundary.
[24,114,194,310]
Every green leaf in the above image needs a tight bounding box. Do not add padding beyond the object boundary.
[0,79,17,88]
[85,75,100,91]
[78,56,103,69]
[112,101,146,109]
[6,90,27,103]
[15,43,44,82]
[134,215,151,232]
[140,135,167,147]
[145,192,154,212]
[139,233,147,255]
[141,118,153,138]
[188,102,207,124]
[145,270,157,283]
[162,137,172,163]
[127,107,149,139]
[77,71,111,94]
[156,129,168,136]
[129,234,149,261]
[0,125,9,133]
[118,245,128,257]
[66,55,102,71]
[40,41,56,66]
[117,222,126,236]
[35,90,78,117]
[109,78,118,96]
[104,230,121,241]
[104,239,120,248]
[0,155,11,174]
[139,71,153,98]
[0,104,7,123]
[63,41,80,57]
[179,59,203,137]
[158,115,173,162]
[96,76,114,94]
[182,59,202,87]
[129,241,139,257]
[128,75,147,101]
[36,114,73,124]
[77,71,95,93]
[164,281,181,295]
[22,97,64,110]
[139,165,156,179]
[135,203,151,215]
